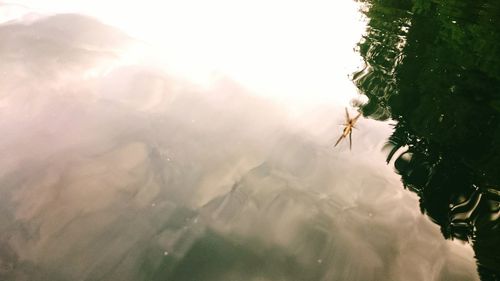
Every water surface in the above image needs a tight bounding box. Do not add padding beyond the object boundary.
[0,1,485,280]
[354,0,500,279]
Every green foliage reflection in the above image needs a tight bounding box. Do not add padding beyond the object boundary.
[353,0,500,279]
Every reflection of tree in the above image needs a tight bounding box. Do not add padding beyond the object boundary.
[354,0,500,279]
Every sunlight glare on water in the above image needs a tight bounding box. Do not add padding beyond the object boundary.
[4,0,366,110]
[0,1,483,280]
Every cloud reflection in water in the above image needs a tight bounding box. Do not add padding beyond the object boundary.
[0,11,479,281]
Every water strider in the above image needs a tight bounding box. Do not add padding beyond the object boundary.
[334,107,361,150]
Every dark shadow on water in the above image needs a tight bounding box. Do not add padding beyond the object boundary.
[353,0,500,279]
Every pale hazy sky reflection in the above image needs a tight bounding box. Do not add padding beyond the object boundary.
[1,0,365,108]
[0,1,480,280]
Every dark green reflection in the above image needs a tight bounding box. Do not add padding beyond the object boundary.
[353,0,500,279]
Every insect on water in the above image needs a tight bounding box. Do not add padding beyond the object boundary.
[334,107,361,150]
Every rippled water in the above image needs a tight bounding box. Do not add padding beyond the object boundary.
[354,0,500,279]
[0,1,492,281]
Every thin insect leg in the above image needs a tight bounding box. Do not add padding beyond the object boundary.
[349,131,352,150]
[334,135,344,147]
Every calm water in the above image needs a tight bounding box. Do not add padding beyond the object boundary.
[0,1,498,281]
